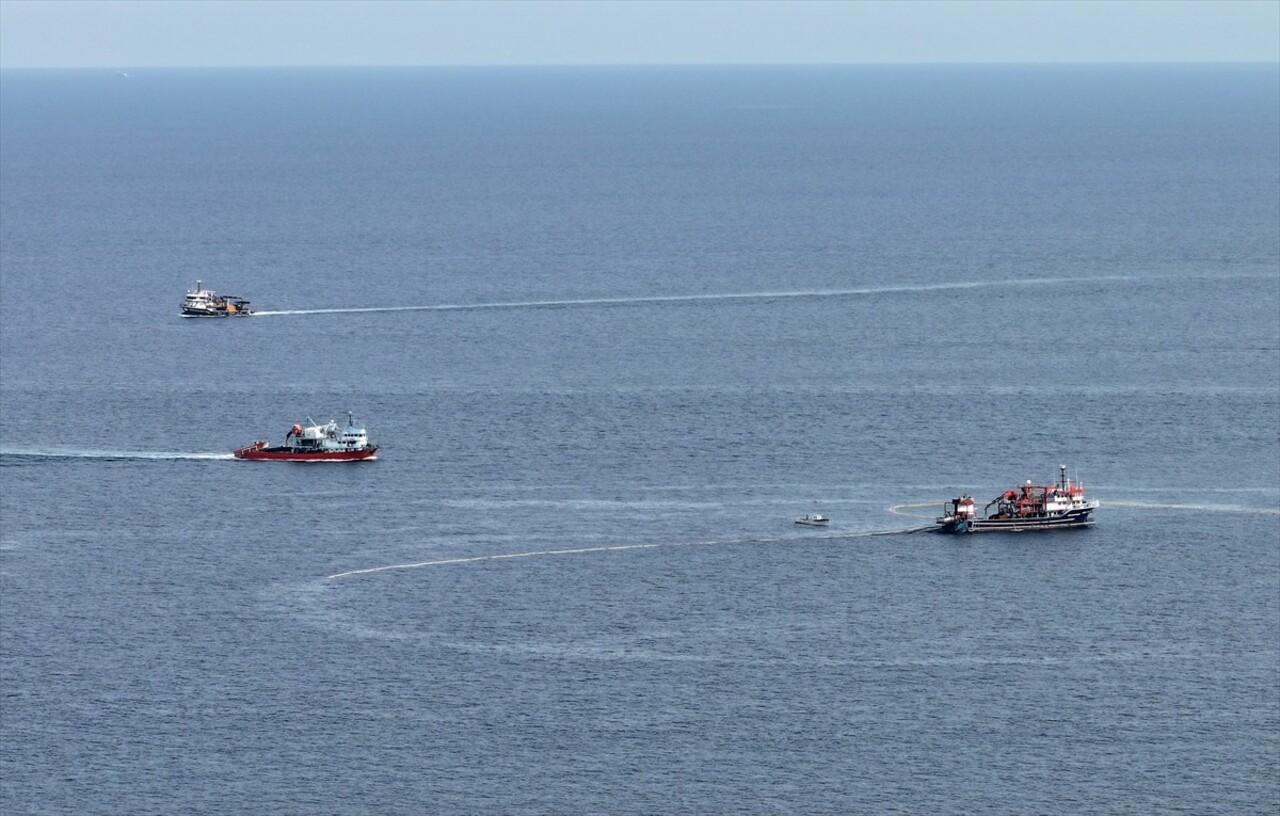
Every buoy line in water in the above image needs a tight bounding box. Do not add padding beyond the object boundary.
[326,525,935,581]
[887,501,941,519]
[1105,500,1279,515]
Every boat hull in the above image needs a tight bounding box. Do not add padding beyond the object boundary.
[233,445,377,462]
[181,309,253,318]
[936,508,1095,534]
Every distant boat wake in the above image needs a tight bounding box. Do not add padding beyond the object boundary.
[0,448,234,462]
[252,273,1177,318]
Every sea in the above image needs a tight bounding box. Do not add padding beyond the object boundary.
[1,64,1277,814]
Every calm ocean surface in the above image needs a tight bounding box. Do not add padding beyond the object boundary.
[1,65,1277,814]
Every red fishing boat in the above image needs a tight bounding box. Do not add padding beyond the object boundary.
[233,412,378,462]
[935,465,1097,533]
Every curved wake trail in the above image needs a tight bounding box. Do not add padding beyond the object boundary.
[326,525,933,580]
[0,448,234,462]
[255,274,1153,318]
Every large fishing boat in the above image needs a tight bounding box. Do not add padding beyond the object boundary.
[935,465,1098,533]
[233,412,378,462]
[181,280,253,317]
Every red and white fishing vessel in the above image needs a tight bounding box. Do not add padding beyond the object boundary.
[233,412,378,462]
[935,465,1098,533]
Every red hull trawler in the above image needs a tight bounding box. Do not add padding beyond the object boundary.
[234,412,378,462]
[935,465,1098,533]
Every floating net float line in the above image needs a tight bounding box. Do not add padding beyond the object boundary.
[326,525,935,581]
[1105,500,1279,515]
[887,501,942,519]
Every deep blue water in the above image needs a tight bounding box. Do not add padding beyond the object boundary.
[1,65,1278,813]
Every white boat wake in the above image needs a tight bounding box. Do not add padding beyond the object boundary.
[0,448,234,461]
[252,273,1163,318]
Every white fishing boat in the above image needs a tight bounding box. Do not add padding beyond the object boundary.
[795,514,830,527]
[181,280,253,317]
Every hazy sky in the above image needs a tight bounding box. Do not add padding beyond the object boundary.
[0,0,1276,68]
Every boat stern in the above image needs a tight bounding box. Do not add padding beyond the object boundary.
[232,440,269,459]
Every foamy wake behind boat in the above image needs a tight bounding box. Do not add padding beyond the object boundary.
[234,412,378,462]
[935,465,1098,533]
[181,280,253,317]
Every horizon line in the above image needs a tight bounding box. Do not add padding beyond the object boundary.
[3,59,1277,71]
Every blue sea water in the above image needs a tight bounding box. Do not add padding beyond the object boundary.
[1,64,1277,813]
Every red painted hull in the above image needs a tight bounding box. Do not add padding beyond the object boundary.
[233,444,377,462]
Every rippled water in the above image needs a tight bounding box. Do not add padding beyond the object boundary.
[2,65,1277,814]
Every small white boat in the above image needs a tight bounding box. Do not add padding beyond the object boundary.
[795,514,830,527]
